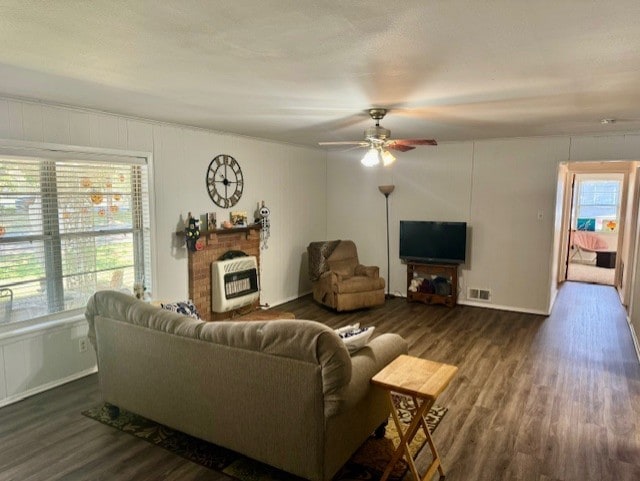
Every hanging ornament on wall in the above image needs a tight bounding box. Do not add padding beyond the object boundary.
[185,212,201,252]
[254,201,271,250]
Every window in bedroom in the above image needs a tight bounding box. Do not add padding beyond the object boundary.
[0,151,152,325]
[574,176,623,232]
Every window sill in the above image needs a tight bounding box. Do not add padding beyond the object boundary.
[0,309,86,342]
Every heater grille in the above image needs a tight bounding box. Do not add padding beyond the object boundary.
[211,256,260,312]
[223,258,258,274]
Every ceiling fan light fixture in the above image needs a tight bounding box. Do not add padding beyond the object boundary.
[361,147,380,167]
[364,125,391,141]
[320,108,437,161]
[381,149,396,166]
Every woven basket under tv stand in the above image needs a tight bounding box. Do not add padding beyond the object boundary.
[406,262,458,307]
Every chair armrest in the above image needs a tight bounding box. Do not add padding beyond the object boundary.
[333,333,408,413]
[319,270,341,285]
[355,264,379,278]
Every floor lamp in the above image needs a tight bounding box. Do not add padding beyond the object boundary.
[378,185,395,299]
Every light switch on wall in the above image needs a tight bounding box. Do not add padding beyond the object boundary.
[537,210,544,220]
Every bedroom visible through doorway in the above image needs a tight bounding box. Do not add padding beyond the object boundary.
[566,173,623,286]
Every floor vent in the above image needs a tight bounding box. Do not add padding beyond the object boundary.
[468,288,491,301]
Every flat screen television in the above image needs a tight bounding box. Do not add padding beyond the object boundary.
[399,220,467,264]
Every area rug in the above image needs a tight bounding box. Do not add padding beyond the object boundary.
[567,261,615,286]
[82,394,447,481]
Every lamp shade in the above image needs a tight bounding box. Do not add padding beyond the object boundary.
[378,184,395,196]
[361,147,380,167]
[381,150,396,166]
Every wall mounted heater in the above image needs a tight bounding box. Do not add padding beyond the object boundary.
[211,256,260,312]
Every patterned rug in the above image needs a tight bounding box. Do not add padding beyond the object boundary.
[82,394,447,481]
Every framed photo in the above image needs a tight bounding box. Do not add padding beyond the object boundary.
[230,211,247,226]
[576,218,595,231]
[207,212,217,230]
[603,219,617,232]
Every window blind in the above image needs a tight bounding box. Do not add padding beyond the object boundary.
[575,179,622,231]
[0,153,151,324]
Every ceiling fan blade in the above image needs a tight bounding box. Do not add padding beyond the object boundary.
[318,141,368,147]
[386,143,415,152]
[393,139,438,146]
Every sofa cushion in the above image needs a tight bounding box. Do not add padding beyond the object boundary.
[86,291,355,417]
[327,241,359,277]
[328,259,354,277]
[86,291,205,348]
[335,276,385,294]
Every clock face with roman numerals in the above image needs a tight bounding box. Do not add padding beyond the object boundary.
[206,154,244,208]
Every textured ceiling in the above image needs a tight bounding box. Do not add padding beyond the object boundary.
[2,1,640,147]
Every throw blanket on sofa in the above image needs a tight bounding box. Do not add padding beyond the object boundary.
[308,240,341,281]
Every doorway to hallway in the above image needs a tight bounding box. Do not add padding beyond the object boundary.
[555,160,640,306]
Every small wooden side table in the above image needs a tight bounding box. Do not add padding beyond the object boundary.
[371,355,458,481]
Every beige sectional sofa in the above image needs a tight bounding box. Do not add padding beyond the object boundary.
[85,290,407,481]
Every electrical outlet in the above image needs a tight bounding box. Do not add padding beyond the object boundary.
[79,338,88,353]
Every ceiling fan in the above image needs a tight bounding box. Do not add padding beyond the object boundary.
[318,108,437,166]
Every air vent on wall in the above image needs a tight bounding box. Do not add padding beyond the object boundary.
[468,288,491,301]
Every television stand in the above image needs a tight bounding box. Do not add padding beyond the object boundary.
[406,262,458,307]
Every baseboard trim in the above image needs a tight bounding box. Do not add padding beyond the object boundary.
[0,366,97,408]
[627,316,640,364]
[457,299,550,316]
[270,290,312,308]
[388,295,549,316]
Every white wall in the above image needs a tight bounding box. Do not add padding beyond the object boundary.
[467,138,568,312]
[326,133,640,316]
[327,143,474,297]
[0,97,327,405]
[151,124,326,304]
[0,320,97,407]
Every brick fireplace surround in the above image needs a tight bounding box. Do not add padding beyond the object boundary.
[187,226,261,321]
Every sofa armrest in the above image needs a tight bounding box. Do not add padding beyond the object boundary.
[331,333,408,414]
[354,264,379,278]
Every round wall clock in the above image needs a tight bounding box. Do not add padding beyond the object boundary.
[206,154,244,208]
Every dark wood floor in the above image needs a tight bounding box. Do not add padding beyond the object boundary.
[0,281,638,481]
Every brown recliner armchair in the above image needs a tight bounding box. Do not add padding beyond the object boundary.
[307,240,385,311]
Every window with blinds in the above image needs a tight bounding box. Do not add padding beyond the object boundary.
[575,179,622,231]
[0,152,152,325]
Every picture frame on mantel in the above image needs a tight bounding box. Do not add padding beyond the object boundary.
[230,211,248,227]
[207,212,217,230]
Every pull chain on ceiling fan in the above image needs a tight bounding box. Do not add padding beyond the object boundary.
[319,108,437,166]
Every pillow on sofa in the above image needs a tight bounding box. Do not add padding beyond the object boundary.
[335,323,375,353]
[160,300,202,319]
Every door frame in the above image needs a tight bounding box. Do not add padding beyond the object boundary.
[556,161,635,301]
